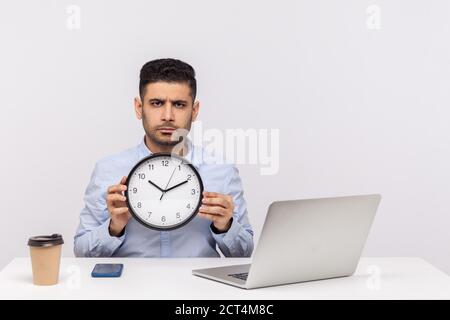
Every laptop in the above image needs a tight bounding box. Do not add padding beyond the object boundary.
[192,194,381,289]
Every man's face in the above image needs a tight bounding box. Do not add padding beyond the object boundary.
[135,81,199,147]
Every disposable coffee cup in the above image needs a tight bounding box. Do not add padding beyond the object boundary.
[28,234,64,286]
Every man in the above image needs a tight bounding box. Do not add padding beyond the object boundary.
[74,58,254,258]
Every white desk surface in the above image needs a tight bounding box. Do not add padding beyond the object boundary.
[0,257,449,300]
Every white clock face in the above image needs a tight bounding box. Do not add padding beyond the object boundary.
[125,153,203,230]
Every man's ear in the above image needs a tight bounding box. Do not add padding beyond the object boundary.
[134,96,143,120]
[192,100,200,122]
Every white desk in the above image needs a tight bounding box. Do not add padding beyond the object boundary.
[0,257,449,300]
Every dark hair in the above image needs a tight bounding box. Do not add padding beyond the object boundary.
[139,58,197,102]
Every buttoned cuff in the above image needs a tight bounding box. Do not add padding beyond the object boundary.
[97,218,126,255]
[210,217,242,251]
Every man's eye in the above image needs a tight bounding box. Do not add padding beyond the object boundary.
[174,103,185,108]
[151,101,162,107]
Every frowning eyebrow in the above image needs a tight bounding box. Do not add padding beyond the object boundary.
[148,98,188,105]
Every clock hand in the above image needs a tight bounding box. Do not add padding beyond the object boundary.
[164,180,188,193]
[160,159,184,201]
[148,180,164,192]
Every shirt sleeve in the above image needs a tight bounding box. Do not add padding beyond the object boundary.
[73,162,126,257]
[210,165,254,257]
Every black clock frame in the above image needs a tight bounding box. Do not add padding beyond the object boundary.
[125,152,204,231]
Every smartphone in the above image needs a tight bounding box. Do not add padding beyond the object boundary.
[91,263,124,278]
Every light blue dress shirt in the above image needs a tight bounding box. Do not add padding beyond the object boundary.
[74,137,254,258]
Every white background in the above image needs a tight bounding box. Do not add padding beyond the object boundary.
[0,0,449,274]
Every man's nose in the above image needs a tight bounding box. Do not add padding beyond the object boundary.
[162,103,175,121]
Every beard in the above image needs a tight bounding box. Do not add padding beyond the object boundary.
[148,129,182,146]
[143,112,192,147]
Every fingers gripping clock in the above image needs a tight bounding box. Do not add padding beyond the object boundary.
[125,153,204,230]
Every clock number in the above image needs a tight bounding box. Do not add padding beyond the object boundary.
[162,160,169,167]
[138,173,145,179]
[187,203,190,209]
[178,165,181,170]
[187,174,192,181]
[161,216,166,222]
[191,189,196,195]
[137,202,142,208]
[133,187,138,193]
[148,212,152,217]
[176,212,181,219]
[149,164,154,170]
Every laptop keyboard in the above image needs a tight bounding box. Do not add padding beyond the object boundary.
[228,272,248,281]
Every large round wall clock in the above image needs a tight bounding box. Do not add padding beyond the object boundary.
[125,153,204,230]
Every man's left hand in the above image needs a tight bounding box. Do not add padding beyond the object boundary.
[198,191,234,232]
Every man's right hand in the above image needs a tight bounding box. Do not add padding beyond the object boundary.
[106,176,131,237]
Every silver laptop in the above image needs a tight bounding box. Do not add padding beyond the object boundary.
[192,194,381,289]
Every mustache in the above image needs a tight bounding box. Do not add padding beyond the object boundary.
[156,124,177,130]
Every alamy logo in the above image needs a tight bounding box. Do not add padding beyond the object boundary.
[366,5,381,30]
[171,121,280,176]
[66,5,81,30]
